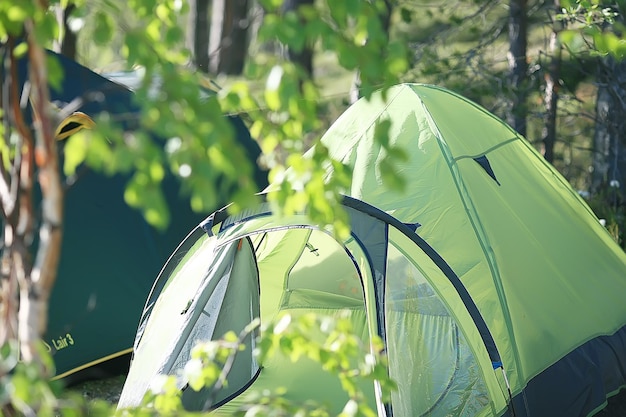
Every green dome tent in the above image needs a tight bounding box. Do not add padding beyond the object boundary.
[117,83,626,416]
[6,49,267,381]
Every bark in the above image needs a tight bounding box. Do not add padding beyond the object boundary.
[186,0,210,73]
[1,38,37,350]
[507,0,528,137]
[20,22,65,367]
[209,0,250,75]
[0,31,64,372]
[55,3,78,60]
[541,0,563,163]
[248,1,267,55]
[591,57,626,201]
[591,1,626,203]
[592,85,611,191]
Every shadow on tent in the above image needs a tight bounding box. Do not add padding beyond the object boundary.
[5,47,268,385]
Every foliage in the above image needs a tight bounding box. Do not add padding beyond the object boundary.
[556,0,626,247]
[3,0,626,415]
[585,186,625,246]
[1,313,395,416]
[2,1,406,413]
[2,0,411,231]
[123,313,394,417]
[45,0,412,235]
[559,0,626,59]
[0,341,112,417]
[221,0,411,237]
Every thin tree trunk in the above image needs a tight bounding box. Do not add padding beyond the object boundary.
[1,31,64,369]
[209,0,249,75]
[1,37,37,350]
[592,83,611,192]
[541,0,563,163]
[24,26,64,366]
[187,0,210,73]
[248,1,267,56]
[592,57,626,201]
[507,0,528,137]
[57,3,77,60]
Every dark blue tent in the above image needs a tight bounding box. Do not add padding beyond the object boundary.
[7,48,267,381]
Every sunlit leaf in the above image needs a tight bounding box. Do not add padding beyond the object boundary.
[63,131,89,176]
[93,11,114,45]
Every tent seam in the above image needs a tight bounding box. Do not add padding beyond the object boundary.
[418,92,527,397]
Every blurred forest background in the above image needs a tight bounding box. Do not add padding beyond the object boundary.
[3,1,626,414]
[53,0,626,247]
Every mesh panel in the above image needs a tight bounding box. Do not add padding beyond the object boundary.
[385,242,490,417]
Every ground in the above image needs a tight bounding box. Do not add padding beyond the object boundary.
[70,374,126,405]
[71,375,626,415]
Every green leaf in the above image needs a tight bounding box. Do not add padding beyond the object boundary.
[46,54,64,92]
[328,1,348,28]
[400,6,412,23]
[33,11,59,44]
[336,42,358,69]
[258,0,285,11]
[155,3,170,22]
[345,0,360,16]
[148,160,165,182]
[62,131,89,176]
[13,41,28,58]
[93,11,114,45]
[6,4,29,22]
[165,26,183,45]
[146,19,161,42]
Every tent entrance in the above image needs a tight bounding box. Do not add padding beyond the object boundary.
[119,200,504,415]
[120,220,377,414]
[214,226,375,414]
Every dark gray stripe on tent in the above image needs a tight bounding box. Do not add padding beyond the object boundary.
[205,367,263,411]
[201,204,272,236]
[500,323,626,417]
[201,195,501,364]
[343,207,389,343]
[209,202,390,344]
[341,195,501,364]
[332,206,393,417]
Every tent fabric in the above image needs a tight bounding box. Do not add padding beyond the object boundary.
[119,198,504,415]
[121,236,261,410]
[118,83,626,416]
[385,234,491,416]
[5,48,267,380]
[315,83,626,416]
[120,209,381,414]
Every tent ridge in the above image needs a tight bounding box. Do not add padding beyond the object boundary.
[421,83,521,139]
